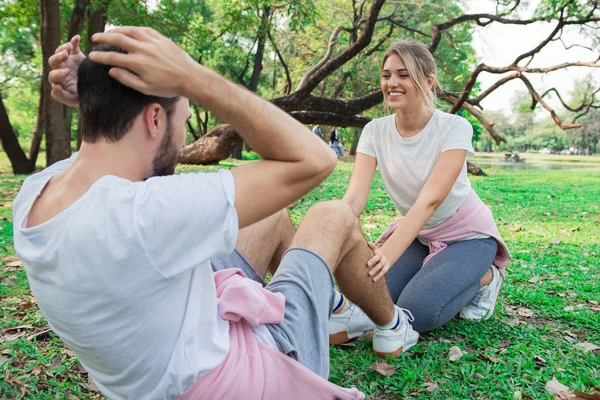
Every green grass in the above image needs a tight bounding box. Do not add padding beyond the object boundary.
[1,159,599,399]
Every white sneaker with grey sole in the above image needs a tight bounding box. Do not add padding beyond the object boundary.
[460,264,503,320]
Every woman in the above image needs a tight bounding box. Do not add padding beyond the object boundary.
[328,41,511,355]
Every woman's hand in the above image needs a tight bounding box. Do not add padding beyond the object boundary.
[367,242,392,282]
[48,35,86,107]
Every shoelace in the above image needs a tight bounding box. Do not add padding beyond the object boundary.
[400,308,415,323]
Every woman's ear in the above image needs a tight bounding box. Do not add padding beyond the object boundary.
[427,76,435,90]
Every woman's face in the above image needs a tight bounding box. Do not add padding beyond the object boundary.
[380,54,423,110]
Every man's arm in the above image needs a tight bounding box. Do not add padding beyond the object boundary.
[88,27,337,228]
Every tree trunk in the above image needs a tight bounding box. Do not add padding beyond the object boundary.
[63,0,89,151]
[467,161,487,176]
[41,0,69,166]
[29,80,45,167]
[180,125,243,165]
[232,6,270,160]
[85,0,109,53]
[349,127,360,156]
[0,93,34,174]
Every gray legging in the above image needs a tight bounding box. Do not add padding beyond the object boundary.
[386,237,498,332]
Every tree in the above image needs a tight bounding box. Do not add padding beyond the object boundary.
[41,0,69,166]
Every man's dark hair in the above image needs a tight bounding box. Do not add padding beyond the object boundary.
[77,45,179,143]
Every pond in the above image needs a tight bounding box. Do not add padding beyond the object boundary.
[468,157,600,172]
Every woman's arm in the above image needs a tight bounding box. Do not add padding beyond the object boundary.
[368,149,468,281]
[342,153,377,216]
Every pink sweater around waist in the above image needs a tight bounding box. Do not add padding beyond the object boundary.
[176,268,365,400]
[375,189,511,276]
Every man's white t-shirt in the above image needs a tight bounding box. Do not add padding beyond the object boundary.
[357,110,475,229]
[13,154,239,399]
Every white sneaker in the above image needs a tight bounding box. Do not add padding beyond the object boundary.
[328,303,375,345]
[373,307,419,358]
[460,264,503,320]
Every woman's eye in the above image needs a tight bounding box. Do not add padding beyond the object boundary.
[399,75,409,79]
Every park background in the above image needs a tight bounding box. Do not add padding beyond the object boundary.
[0,0,599,399]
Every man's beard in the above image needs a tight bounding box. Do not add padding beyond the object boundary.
[151,119,180,177]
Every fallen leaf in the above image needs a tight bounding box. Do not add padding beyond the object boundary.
[88,376,100,393]
[76,362,88,373]
[31,364,42,376]
[534,355,548,368]
[2,278,17,287]
[480,355,501,363]
[27,329,52,341]
[574,342,600,352]
[500,339,512,348]
[51,357,62,370]
[422,382,438,392]
[514,391,522,399]
[2,325,33,341]
[338,342,356,348]
[558,293,567,297]
[472,373,485,379]
[512,224,523,232]
[528,276,540,283]
[369,361,396,376]
[548,275,558,280]
[588,300,599,305]
[517,308,534,318]
[571,391,600,399]
[551,239,561,245]
[2,256,20,263]
[0,355,8,365]
[6,261,23,268]
[364,224,377,230]
[568,292,577,297]
[449,346,464,362]
[564,306,575,312]
[565,331,577,338]
[546,377,570,394]
[506,317,521,327]
[66,390,80,400]
[570,226,580,232]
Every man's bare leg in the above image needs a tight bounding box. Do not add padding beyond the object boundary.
[236,208,295,279]
[287,200,395,326]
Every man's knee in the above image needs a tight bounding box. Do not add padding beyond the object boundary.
[304,200,359,233]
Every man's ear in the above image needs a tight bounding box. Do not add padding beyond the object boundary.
[143,103,163,140]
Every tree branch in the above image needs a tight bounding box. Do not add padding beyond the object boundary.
[267,25,292,95]
[295,0,386,96]
[518,74,580,129]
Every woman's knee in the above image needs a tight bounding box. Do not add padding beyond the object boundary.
[397,296,443,333]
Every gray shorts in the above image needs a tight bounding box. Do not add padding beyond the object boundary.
[210,247,335,379]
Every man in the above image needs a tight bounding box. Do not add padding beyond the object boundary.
[13,28,414,399]
[312,124,323,138]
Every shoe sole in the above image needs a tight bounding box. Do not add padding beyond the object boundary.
[329,329,371,345]
[373,339,418,358]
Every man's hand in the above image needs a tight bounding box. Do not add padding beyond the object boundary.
[89,27,197,99]
[367,242,392,282]
[48,35,86,107]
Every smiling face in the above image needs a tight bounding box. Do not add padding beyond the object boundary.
[381,54,425,111]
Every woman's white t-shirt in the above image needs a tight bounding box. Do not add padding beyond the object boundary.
[357,110,475,230]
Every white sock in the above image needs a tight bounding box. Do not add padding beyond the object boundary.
[377,306,401,330]
[331,290,348,313]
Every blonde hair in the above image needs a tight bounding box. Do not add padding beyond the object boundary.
[381,41,440,109]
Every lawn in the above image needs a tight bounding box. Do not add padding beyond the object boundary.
[1,158,599,399]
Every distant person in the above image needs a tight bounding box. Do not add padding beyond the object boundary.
[328,41,511,352]
[329,127,343,158]
[312,124,323,138]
